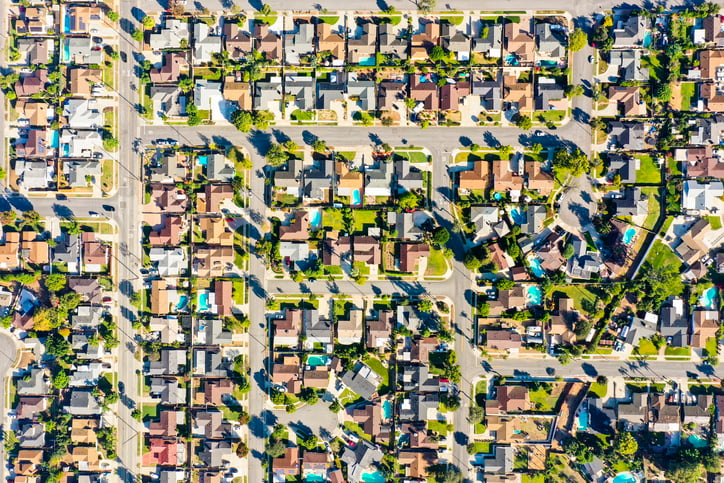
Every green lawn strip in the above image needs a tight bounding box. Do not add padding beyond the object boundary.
[142,404,158,422]
[705,337,719,357]
[232,279,245,304]
[647,240,682,271]
[338,388,362,407]
[528,387,558,412]
[427,420,450,435]
[709,216,722,230]
[395,150,430,163]
[323,209,345,231]
[641,186,662,230]
[680,82,695,111]
[352,210,378,233]
[343,421,372,441]
[635,154,661,184]
[535,110,565,123]
[467,442,491,454]
[101,159,113,193]
[664,346,691,357]
[425,248,448,277]
[634,339,659,356]
[318,16,340,24]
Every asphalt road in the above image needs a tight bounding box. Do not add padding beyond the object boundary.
[0,332,17,482]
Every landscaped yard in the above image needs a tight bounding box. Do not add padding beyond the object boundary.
[705,337,719,357]
[364,357,389,392]
[551,285,600,314]
[680,82,696,111]
[709,215,723,230]
[232,279,245,304]
[664,346,691,357]
[352,210,378,233]
[641,186,662,230]
[535,110,565,123]
[589,380,608,398]
[338,387,361,406]
[424,248,448,277]
[395,150,430,163]
[647,240,682,272]
[635,155,662,184]
[635,338,659,356]
[101,159,113,193]
[427,420,450,435]
[467,442,491,454]
[323,209,345,231]
[528,385,559,413]
[343,421,372,441]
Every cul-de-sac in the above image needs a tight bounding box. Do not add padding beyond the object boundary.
[4,0,724,482]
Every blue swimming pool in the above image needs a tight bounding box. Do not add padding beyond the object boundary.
[361,472,386,483]
[578,408,589,431]
[493,192,504,201]
[51,131,59,148]
[198,155,208,166]
[643,32,653,48]
[358,55,376,66]
[62,41,71,62]
[305,475,325,483]
[352,189,362,206]
[699,287,717,309]
[176,295,188,311]
[510,208,525,225]
[613,472,637,483]
[62,144,70,157]
[64,12,71,33]
[505,54,519,65]
[198,292,210,312]
[688,434,708,448]
[540,60,559,67]
[527,286,542,306]
[622,227,636,245]
[528,257,544,277]
[310,210,322,228]
[382,400,392,419]
[306,355,329,367]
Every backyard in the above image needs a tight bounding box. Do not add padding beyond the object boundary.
[635,155,662,184]
[647,240,682,271]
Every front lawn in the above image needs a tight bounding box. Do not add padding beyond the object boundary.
[589,381,608,398]
[425,248,448,277]
[709,215,722,230]
[427,420,450,435]
[535,110,565,123]
[467,442,491,454]
[664,346,691,357]
[394,150,430,163]
[705,337,719,357]
[635,155,661,184]
[528,386,558,413]
[634,339,659,356]
[647,240,682,272]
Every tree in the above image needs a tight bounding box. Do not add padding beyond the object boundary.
[259,3,272,15]
[417,0,437,14]
[429,45,446,62]
[656,83,673,102]
[167,0,185,16]
[498,145,513,157]
[417,300,433,312]
[531,143,543,154]
[300,434,319,450]
[313,139,328,153]
[131,27,144,42]
[265,439,286,458]
[44,274,67,292]
[236,441,249,457]
[562,243,575,259]
[613,431,638,455]
[265,143,289,167]
[142,16,155,29]
[178,76,194,92]
[107,11,119,22]
[398,191,423,210]
[231,110,253,132]
[495,278,515,290]
[51,370,69,389]
[568,28,587,51]
[253,110,274,130]
[553,148,590,177]
[464,251,483,270]
[469,406,485,425]
[515,115,533,130]
[103,136,119,151]
[22,210,41,225]
[432,226,450,246]
[564,85,584,98]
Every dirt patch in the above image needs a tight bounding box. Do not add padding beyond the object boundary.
[668,82,683,111]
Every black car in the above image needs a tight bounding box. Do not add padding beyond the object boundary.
[102,204,115,212]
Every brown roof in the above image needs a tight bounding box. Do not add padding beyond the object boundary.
[20,231,48,265]
[505,20,535,62]
[66,5,103,33]
[503,74,533,112]
[353,235,381,266]
[492,158,523,192]
[488,241,509,271]
[254,23,282,60]
[377,81,407,111]
[704,16,724,45]
[692,309,719,348]
[272,354,301,384]
[440,81,471,111]
[399,450,438,479]
[204,379,234,405]
[316,22,345,59]
[349,402,386,440]
[399,242,430,272]
[303,367,330,388]
[608,85,644,117]
[17,6,52,34]
[700,82,724,111]
[683,146,724,178]
[68,67,103,97]
[203,183,234,213]
[224,23,252,58]
[486,329,523,350]
[348,22,377,63]
[302,451,328,472]
[458,161,490,191]
[16,397,46,419]
[336,161,364,191]
[193,246,234,277]
[410,75,439,110]
[148,410,180,437]
[15,70,48,97]
[280,211,310,241]
[148,183,189,213]
[273,446,299,474]
[274,309,302,342]
[82,232,108,266]
[70,418,98,443]
[150,52,187,83]
[525,161,554,196]
[366,310,393,349]
[700,49,724,79]
[411,21,440,61]
[411,336,439,363]
[487,385,530,414]
[15,100,49,127]
[151,279,170,315]
[199,216,233,246]
[323,232,351,266]
[214,279,233,317]
[149,215,184,246]
[223,77,252,110]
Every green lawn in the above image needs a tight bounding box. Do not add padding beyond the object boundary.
[427,420,450,435]
[705,337,719,357]
[338,151,356,162]
[647,240,682,272]
[318,16,340,24]
[523,475,546,483]
[668,158,682,176]
[101,159,113,193]
[343,421,372,441]
[323,209,345,231]
[535,110,565,123]
[364,357,389,389]
[635,155,662,184]
[529,387,558,413]
[232,279,245,304]
[551,285,599,314]
[142,404,158,422]
[664,346,691,357]
[339,388,362,406]
[635,339,659,356]
[394,150,430,163]
[290,109,314,121]
[467,442,491,454]
[709,215,723,230]
[425,248,448,277]
[352,210,378,233]
[680,82,696,111]
[589,381,608,398]
[642,186,662,230]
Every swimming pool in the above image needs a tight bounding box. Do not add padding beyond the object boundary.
[358,55,376,66]
[577,407,589,431]
[699,287,717,309]
[198,155,208,166]
[528,257,544,278]
[526,286,542,306]
[382,400,392,419]
[505,54,519,65]
[304,475,325,483]
[361,472,386,483]
[176,295,188,311]
[510,207,525,225]
[643,32,653,48]
[493,192,504,201]
[687,434,708,448]
[622,227,636,245]
[352,189,362,206]
[306,355,329,367]
[198,292,210,312]
[310,209,322,228]
[62,41,71,62]
[51,130,60,148]
[62,144,70,157]
[63,12,71,33]
[612,472,637,483]
[539,60,559,67]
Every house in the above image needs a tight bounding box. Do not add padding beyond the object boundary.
[316,22,345,64]
[340,440,384,483]
[535,78,566,111]
[486,385,530,415]
[549,297,578,346]
[148,317,181,344]
[303,159,334,201]
[0,232,20,270]
[63,98,103,129]
[15,69,48,97]
[609,85,646,117]
[625,315,659,347]
[347,78,377,111]
[273,446,299,477]
[193,348,229,377]
[411,20,440,62]
[649,393,681,432]
[503,74,533,112]
[302,452,328,476]
[192,245,234,277]
[337,309,364,344]
[491,158,523,192]
[194,80,224,120]
[193,410,231,439]
[679,146,724,178]
[488,286,527,316]
[440,81,471,111]
[471,71,503,111]
[379,22,408,60]
[683,395,713,426]
[486,330,523,351]
[274,158,302,196]
[410,74,439,110]
[54,233,81,272]
[16,37,52,65]
[254,23,283,60]
[691,309,719,348]
[197,318,233,345]
[377,80,407,111]
[150,52,187,83]
[193,22,222,64]
[316,75,345,110]
[149,410,183,438]
[69,277,103,304]
[60,130,102,159]
[65,5,103,34]
[70,418,98,444]
[19,232,49,266]
[399,243,430,273]
[223,76,252,110]
[16,397,46,420]
[199,216,233,246]
[690,114,724,144]
[608,121,646,151]
[150,85,184,118]
[285,75,315,110]
[700,49,724,80]
[399,364,441,392]
[148,183,189,212]
[149,216,184,246]
[484,445,514,474]
[280,242,311,270]
[199,183,233,213]
[65,389,101,416]
[442,22,471,61]
[682,180,724,211]
[354,236,381,266]
[145,438,184,466]
[340,362,382,400]
[147,348,186,375]
[458,160,490,192]
[66,67,102,98]
[303,310,332,349]
[366,310,394,350]
[659,297,689,347]
[272,354,302,393]
[279,211,310,241]
[399,450,438,480]
[364,161,394,197]
[535,22,566,57]
[17,369,48,396]
[395,159,425,193]
[150,377,185,404]
[205,153,234,182]
[285,22,315,65]
[17,6,53,35]
[524,165,554,201]
[274,309,302,348]
[348,22,377,64]
[566,235,604,280]
[203,379,234,405]
[473,22,503,58]
[149,18,190,50]
[609,49,650,82]
[399,392,440,421]
[336,162,364,202]
[224,22,252,59]
[64,36,103,64]
[607,154,638,184]
[676,217,717,265]
[388,212,424,242]
[614,187,649,216]
[15,100,49,128]
[81,232,109,272]
[505,19,535,63]
[64,158,102,188]
[16,130,53,158]
[469,206,500,243]
[14,449,43,476]
[613,15,650,48]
